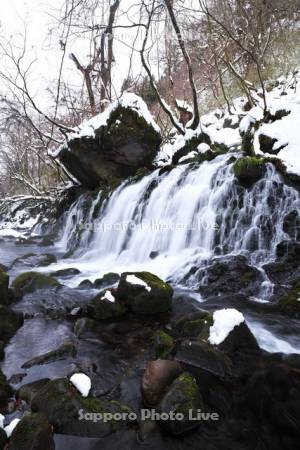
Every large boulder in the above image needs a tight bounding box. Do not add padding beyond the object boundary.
[54,94,162,189]
[117,272,173,315]
[88,288,127,320]
[31,378,133,438]
[158,372,204,435]
[8,413,55,450]
[0,305,23,347]
[0,369,13,413]
[11,272,60,296]
[233,156,266,185]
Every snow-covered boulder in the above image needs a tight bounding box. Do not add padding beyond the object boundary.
[52,93,162,189]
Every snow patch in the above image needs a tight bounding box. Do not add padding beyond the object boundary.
[101,290,115,303]
[209,308,245,345]
[70,373,91,397]
[4,418,21,438]
[126,274,151,292]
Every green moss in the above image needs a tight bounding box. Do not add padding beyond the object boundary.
[233,156,266,183]
[12,272,60,294]
[241,130,254,155]
[278,280,300,314]
[153,330,174,358]
[79,397,133,431]
[138,272,173,297]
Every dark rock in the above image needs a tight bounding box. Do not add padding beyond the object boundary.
[175,340,231,378]
[158,372,203,435]
[21,342,77,369]
[88,289,127,320]
[259,134,279,154]
[8,412,55,450]
[278,280,300,316]
[0,428,7,449]
[172,131,211,165]
[175,311,213,339]
[78,279,95,289]
[283,210,300,240]
[141,360,183,407]
[31,378,133,437]
[11,253,57,269]
[0,268,9,305]
[276,240,300,262]
[233,156,266,184]
[117,272,173,315]
[153,331,174,358]
[17,379,50,405]
[149,251,159,260]
[56,94,162,189]
[0,305,24,345]
[8,373,27,385]
[0,341,4,360]
[74,318,98,338]
[52,268,81,278]
[197,255,263,297]
[12,272,60,295]
[0,369,13,413]
[94,273,120,289]
[218,321,261,360]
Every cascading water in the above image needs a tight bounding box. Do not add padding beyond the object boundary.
[56,154,300,295]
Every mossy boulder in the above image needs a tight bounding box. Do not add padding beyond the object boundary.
[153,331,174,358]
[172,132,211,165]
[31,378,133,437]
[117,272,173,315]
[278,280,300,315]
[94,272,120,289]
[0,369,13,412]
[17,379,51,405]
[158,372,204,435]
[8,412,55,450]
[88,289,127,320]
[175,310,213,339]
[12,272,60,295]
[0,268,9,305]
[0,341,4,360]
[0,305,23,345]
[56,94,162,189]
[21,342,77,369]
[233,156,266,184]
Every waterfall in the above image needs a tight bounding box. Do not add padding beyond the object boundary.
[57,154,300,291]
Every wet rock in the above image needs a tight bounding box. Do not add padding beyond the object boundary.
[21,342,77,369]
[74,318,98,338]
[17,379,50,405]
[218,321,261,363]
[94,273,120,289]
[0,341,4,360]
[278,280,300,316]
[8,412,55,450]
[283,210,300,240]
[12,272,60,295]
[141,360,183,407]
[158,372,203,435]
[52,268,81,278]
[276,240,300,262]
[55,94,162,189]
[0,369,13,413]
[118,272,173,315]
[31,378,133,437]
[197,255,263,297]
[11,253,57,269]
[153,331,174,359]
[8,373,27,385]
[88,289,127,320]
[175,340,231,378]
[78,279,94,289]
[0,306,24,345]
[233,156,266,184]
[0,268,9,305]
[175,311,213,339]
[172,131,211,164]
[149,251,159,260]
[0,428,7,448]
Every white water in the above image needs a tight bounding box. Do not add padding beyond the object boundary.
[54,154,299,291]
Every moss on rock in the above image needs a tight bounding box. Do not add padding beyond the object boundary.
[153,331,174,358]
[278,280,300,315]
[117,271,173,315]
[158,372,203,435]
[8,412,55,450]
[12,272,60,295]
[233,156,266,184]
[0,368,13,412]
